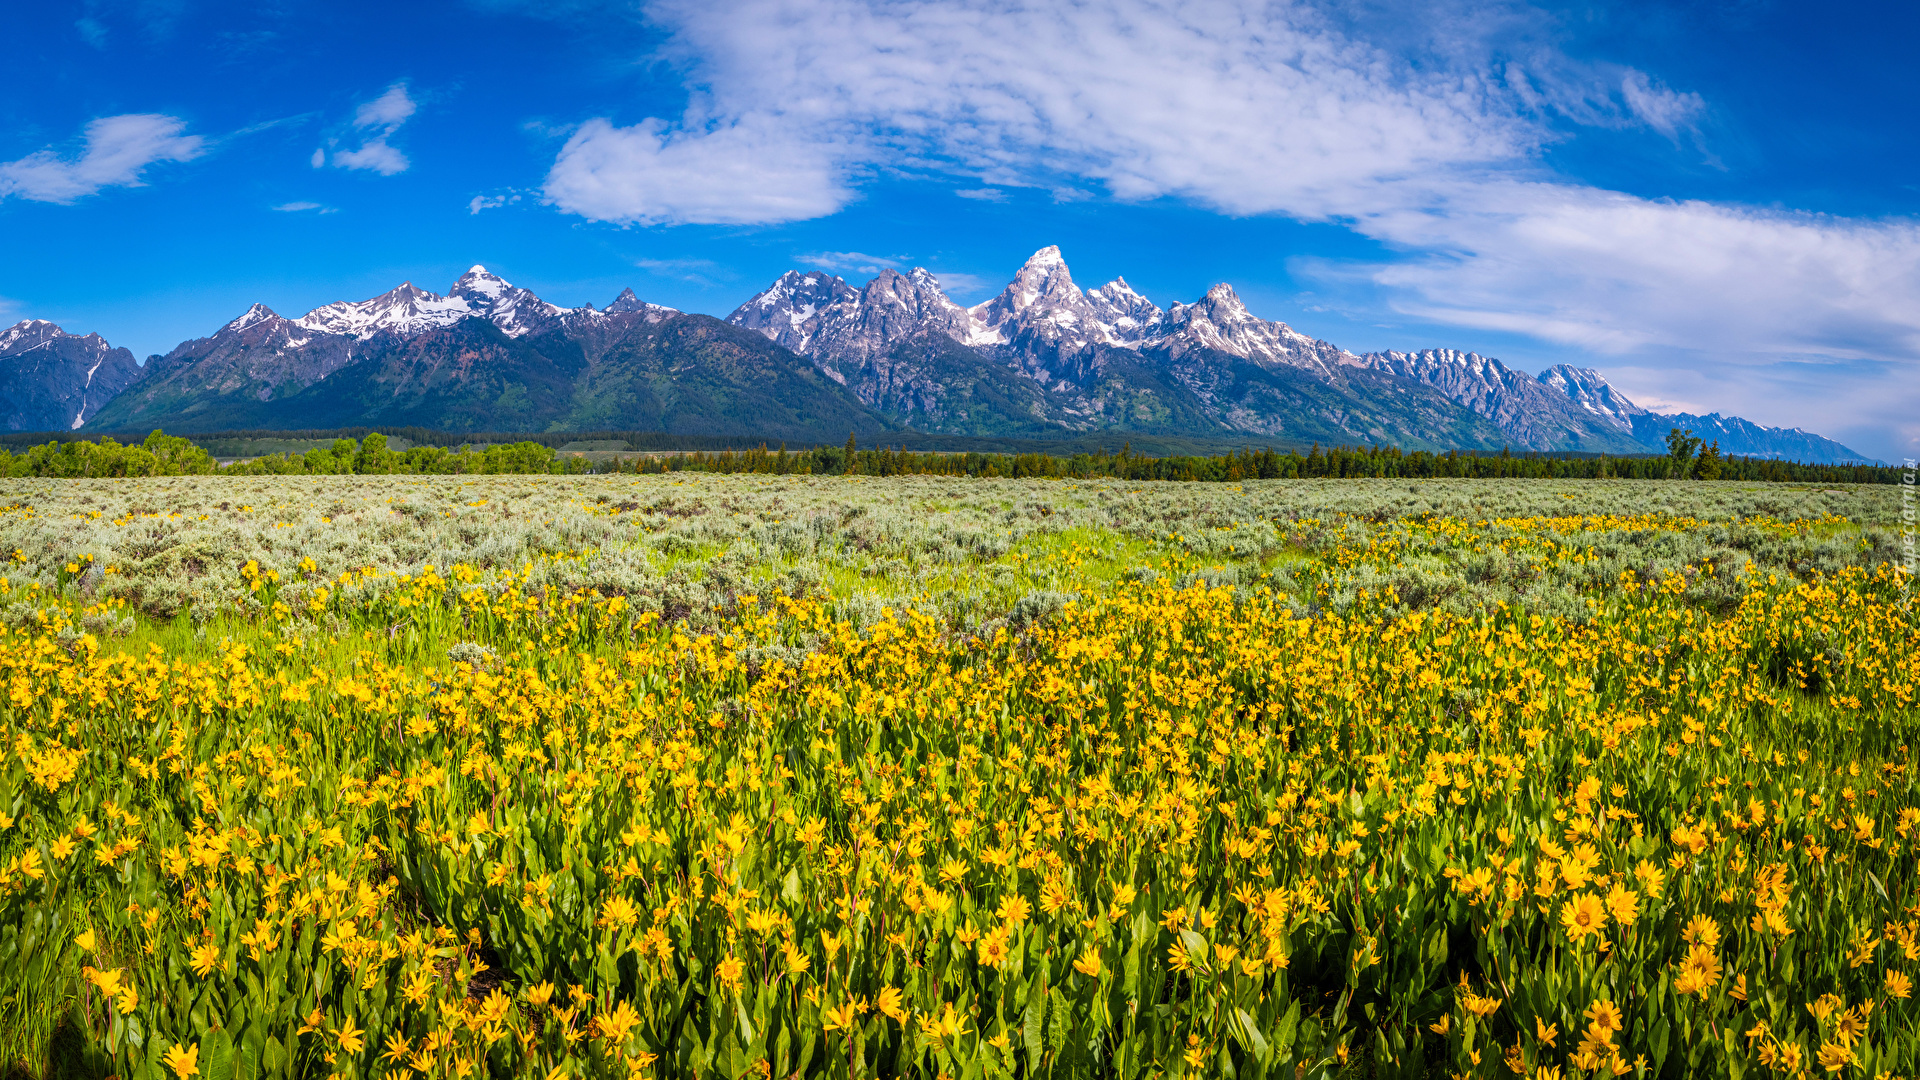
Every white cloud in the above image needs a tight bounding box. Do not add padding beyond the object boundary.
[333,140,409,175]
[541,0,1920,460]
[954,187,1006,201]
[272,201,336,213]
[354,84,417,130]
[323,82,416,175]
[545,116,848,225]
[310,147,325,168]
[1358,182,1920,364]
[1599,355,1914,464]
[799,250,909,275]
[547,0,1530,225]
[0,114,203,204]
[469,192,523,214]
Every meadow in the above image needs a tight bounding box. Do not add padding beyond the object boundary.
[0,473,1915,1080]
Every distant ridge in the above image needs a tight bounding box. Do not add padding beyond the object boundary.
[0,252,1877,461]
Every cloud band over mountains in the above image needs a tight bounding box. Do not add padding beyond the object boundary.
[539,0,1920,443]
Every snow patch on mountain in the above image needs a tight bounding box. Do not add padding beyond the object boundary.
[0,319,63,352]
[1537,363,1648,431]
[289,266,580,340]
[603,287,679,320]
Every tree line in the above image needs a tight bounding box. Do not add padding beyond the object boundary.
[0,428,1901,484]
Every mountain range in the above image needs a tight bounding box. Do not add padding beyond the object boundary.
[0,249,1878,463]
[0,320,144,431]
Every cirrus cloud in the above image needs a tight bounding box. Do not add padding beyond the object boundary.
[544,0,1531,225]
[538,0,1920,458]
[0,114,203,204]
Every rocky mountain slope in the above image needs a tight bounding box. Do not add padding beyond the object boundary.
[726,247,1877,460]
[1532,364,1874,463]
[86,268,890,440]
[0,320,145,431]
[0,251,1880,460]
[726,247,1517,449]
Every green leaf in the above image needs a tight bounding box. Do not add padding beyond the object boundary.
[1231,1007,1269,1065]
[1272,1000,1300,1059]
[1178,928,1210,973]
[1866,871,1889,904]
[201,1028,236,1080]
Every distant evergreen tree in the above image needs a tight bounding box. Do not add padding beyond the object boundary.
[1665,427,1703,479]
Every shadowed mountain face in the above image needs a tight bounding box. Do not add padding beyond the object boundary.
[725,249,1518,446]
[0,321,145,431]
[84,269,892,440]
[726,248,1879,460]
[3,252,1874,460]
[1355,350,1647,453]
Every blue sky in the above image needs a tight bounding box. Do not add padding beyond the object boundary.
[2,0,1915,460]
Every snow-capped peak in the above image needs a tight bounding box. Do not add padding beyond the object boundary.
[287,265,574,340]
[729,244,1347,376]
[224,303,284,334]
[1151,283,1356,372]
[988,245,1084,314]
[296,282,472,338]
[1537,363,1646,430]
[0,319,63,352]
[965,245,1109,350]
[1084,277,1163,341]
[451,265,512,301]
[728,271,860,352]
[602,287,679,321]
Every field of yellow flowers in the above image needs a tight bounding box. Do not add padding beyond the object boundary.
[1,474,1916,1080]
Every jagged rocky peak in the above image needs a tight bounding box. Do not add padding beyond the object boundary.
[1084,277,1163,339]
[858,267,969,326]
[1,318,67,351]
[964,246,1133,360]
[1177,282,1255,322]
[596,287,679,324]
[0,318,119,356]
[1361,349,1539,389]
[223,303,287,334]
[970,245,1092,330]
[1153,282,1349,372]
[287,265,571,340]
[1538,363,1646,430]
[754,270,858,312]
[450,264,510,301]
[1378,348,1483,365]
[295,281,470,338]
[449,265,566,335]
[728,271,860,353]
[0,318,145,431]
